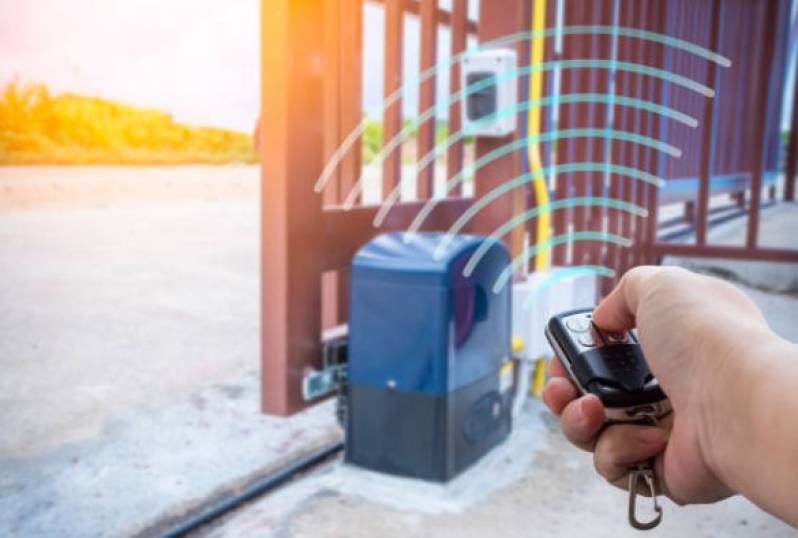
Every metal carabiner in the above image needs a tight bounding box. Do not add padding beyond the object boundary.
[628,460,663,530]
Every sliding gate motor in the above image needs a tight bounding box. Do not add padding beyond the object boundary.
[346,232,513,481]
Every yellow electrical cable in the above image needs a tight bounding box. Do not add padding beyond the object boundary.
[528,0,550,272]
[528,0,550,398]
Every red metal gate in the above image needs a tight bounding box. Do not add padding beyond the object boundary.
[261,0,798,416]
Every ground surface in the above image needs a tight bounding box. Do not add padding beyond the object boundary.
[0,166,796,537]
[206,401,797,538]
[0,166,338,537]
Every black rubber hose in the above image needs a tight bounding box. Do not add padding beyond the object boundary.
[158,441,344,538]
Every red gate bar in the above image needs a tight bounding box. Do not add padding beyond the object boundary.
[588,0,613,269]
[745,0,780,249]
[417,0,438,200]
[643,0,668,267]
[382,0,404,199]
[446,0,468,194]
[694,0,722,247]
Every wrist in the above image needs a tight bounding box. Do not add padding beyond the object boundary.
[696,325,778,491]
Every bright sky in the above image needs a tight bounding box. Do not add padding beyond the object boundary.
[0,0,260,132]
[7,0,788,130]
[0,1,482,131]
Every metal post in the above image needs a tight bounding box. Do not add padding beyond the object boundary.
[696,0,722,246]
[447,0,468,194]
[261,0,326,415]
[747,0,780,248]
[339,0,364,204]
[644,0,668,266]
[383,0,404,199]
[589,1,613,268]
[417,0,438,200]
[683,201,696,224]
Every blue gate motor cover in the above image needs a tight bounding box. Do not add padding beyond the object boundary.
[345,232,513,482]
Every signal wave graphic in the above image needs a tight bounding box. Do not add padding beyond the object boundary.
[450,196,648,271]
[405,163,660,242]
[312,24,732,291]
[341,60,709,209]
[435,177,650,259]
[371,94,695,223]
[313,25,731,195]
[491,232,631,294]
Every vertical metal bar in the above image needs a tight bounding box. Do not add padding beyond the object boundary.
[338,0,364,205]
[714,2,744,180]
[733,191,746,208]
[321,271,339,329]
[417,0,438,200]
[447,0,468,194]
[747,0,780,249]
[383,0,404,200]
[644,0,668,266]
[553,0,570,266]
[632,0,653,269]
[696,0,722,246]
[623,0,646,275]
[471,0,525,258]
[588,1,611,268]
[322,0,342,206]
[337,268,350,324]
[617,2,637,277]
[261,0,325,415]
[646,0,669,265]
[734,6,753,177]
[683,200,696,224]
[785,59,798,201]
[605,0,625,289]
[571,1,593,267]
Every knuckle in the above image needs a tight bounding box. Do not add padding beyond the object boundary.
[593,431,621,476]
[592,446,614,479]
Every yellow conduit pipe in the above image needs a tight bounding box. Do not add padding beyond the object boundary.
[528,0,550,398]
[528,0,550,272]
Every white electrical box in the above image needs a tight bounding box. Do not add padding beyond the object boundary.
[512,269,599,360]
[461,48,518,137]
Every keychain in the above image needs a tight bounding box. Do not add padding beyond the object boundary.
[628,460,663,530]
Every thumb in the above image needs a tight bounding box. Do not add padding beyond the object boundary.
[592,266,662,332]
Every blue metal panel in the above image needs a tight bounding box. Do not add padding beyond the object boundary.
[349,232,511,396]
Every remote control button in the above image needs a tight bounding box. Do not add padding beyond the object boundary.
[566,316,592,332]
[577,332,597,347]
[605,331,630,344]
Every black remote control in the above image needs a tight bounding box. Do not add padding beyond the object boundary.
[545,308,671,423]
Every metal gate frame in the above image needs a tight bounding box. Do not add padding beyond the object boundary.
[261,0,798,416]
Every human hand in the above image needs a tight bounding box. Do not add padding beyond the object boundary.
[542,266,772,504]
